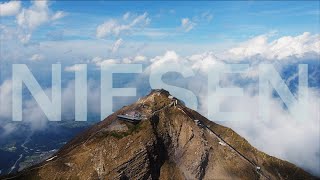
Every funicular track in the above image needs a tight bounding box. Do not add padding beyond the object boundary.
[177,105,271,180]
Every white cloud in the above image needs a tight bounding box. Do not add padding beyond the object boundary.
[91,56,118,67]
[96,59,118,66]
[180,12,213,32]
[0,45,319,176]
[29,54,44,61]
[227,34,268,59]
[91,56,103,64]
[51,11,66,21]
[0,0,21,16]
[122,55,147,64]
[0,79,101,132]
[96,19,118,38]
[122,12,130,20]
[135,50,320,175]
[90,54,147,66]
[19,33,31,44]
[96,12,150,38]
[151,50,179,63]
[65,64,86,72]
[15,0,66,43]
[181,18,195,32]
[16,1,50,30]
[145,50,320,175]
[0,80,13,118]
[0,79,49,130]
[110,38,123,53]
[188,51,220,73]
[149,50,181,69]
[148,50,223,74]
[134,55,146,62]
[202,87,320,176]
[0,123,17,137]
[225,32,320,61]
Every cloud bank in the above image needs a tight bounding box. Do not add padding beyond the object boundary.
[0,31,319,175]
[224,32,320,61]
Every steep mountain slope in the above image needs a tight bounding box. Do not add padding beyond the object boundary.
[2,89,317,180]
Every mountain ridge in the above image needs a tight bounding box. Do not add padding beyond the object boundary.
[1,89,318,180]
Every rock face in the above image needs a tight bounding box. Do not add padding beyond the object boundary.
[2,89,318,180]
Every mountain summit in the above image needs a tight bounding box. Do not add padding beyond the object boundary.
[2,89,317,180]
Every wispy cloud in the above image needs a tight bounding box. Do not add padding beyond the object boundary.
[110,38,123,53]
[180,11,213,32]
[96,12,150,38]
[29,54,45,61]
[181,18,195,32]
[64,64,86,72]
[51,11,66,21]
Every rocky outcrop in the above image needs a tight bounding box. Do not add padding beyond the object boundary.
[2,89,318,180]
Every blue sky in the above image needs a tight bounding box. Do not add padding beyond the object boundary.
[1,0,319,44]
[0,0,318,67]
[54,1,320,38]
[0,0,319,81]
